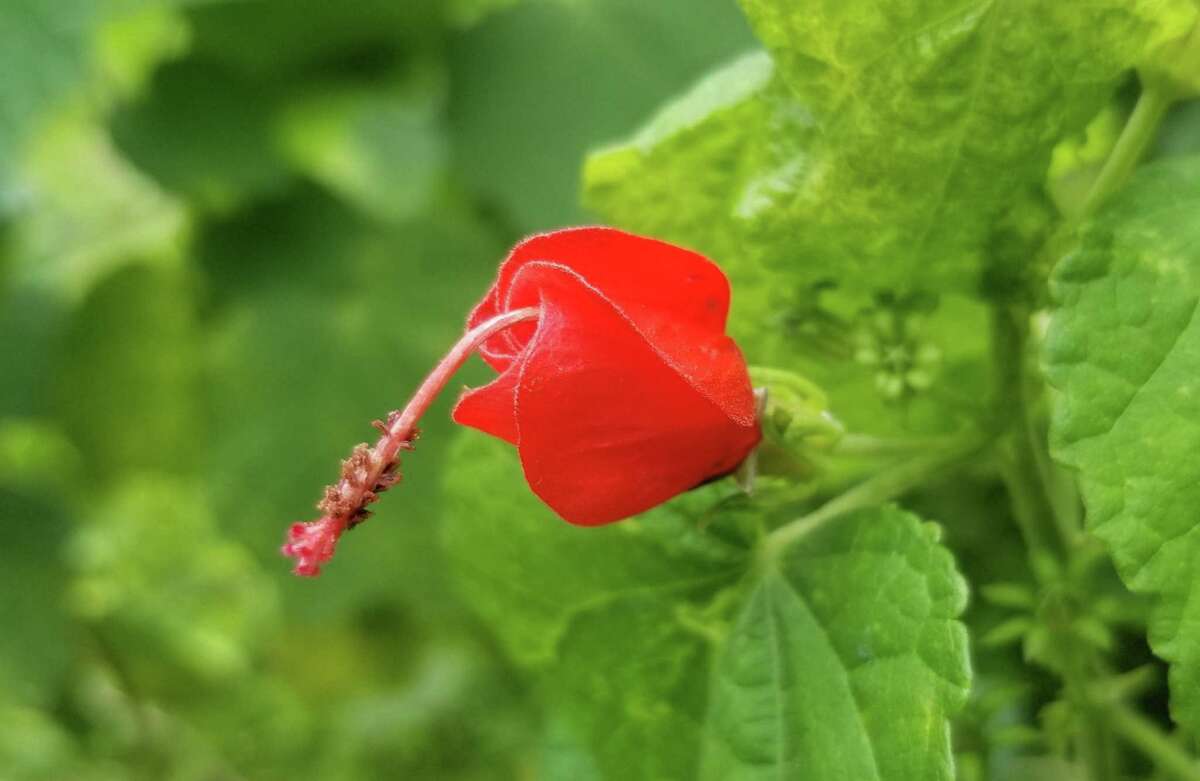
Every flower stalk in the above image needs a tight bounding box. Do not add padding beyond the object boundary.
[282,305,541,576]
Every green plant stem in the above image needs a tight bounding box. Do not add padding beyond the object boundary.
[1068,664,1120,781]
[990,304,1124,779]
[1080,81,1173,216]
[991,305,1067,555]
[1106,703,1200,781]
[831,433,964,458]
[761,433,988,559]
[1040,80,1176,272]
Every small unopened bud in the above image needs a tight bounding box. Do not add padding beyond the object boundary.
[749,367,843,452]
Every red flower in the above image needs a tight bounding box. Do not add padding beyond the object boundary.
[453,227,761,525]
[283,227,760,575]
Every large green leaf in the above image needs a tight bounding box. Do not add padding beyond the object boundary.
[732,0,1193,291]
[703,507,969,781]
[1045,156,1200,731]
[583,50,779,263]
[444,432,970,780]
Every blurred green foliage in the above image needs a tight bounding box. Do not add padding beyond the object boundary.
[0,1,755,778]
[11,1,1197,778]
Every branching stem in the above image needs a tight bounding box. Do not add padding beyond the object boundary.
[1106,704,1200,781]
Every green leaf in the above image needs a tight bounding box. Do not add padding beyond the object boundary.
[444,430,755,780]
[1045,156,1200,732]
[587,2,1194,297]
[52,265,200,484]
[0,704,80,780]
[1152,99,1200,161]
[93,2,190,101]
[0,419,80,492]
[9,116,187,301]
[444,432,970,779]
[703,507,970,781]
[443,430,746,666]
[0,288,68,419]
[583,50,781,270]
[66,475,279,691]
[733,0,1194,291]
[582,51,798,345]
[537,716,603,781]
[446,0,521,29]
[0,487,73,707]
[111,60,290,211]
[184,0,443,79]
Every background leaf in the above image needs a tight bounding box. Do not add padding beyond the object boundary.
[707,0,1194,292]
[52,265,200,485]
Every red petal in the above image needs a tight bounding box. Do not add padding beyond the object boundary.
[468,228,734,383]
[452,363,520,445]
[510,263,759,526]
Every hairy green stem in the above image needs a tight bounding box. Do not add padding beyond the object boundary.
[991,306,1067,555]
[831,433,965,458]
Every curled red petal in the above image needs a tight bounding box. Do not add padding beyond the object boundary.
[468,227,733,376]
